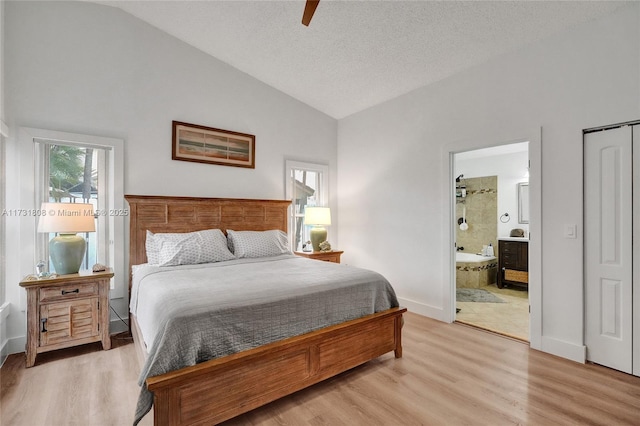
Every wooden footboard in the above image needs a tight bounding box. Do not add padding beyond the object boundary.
[141,307,406,426]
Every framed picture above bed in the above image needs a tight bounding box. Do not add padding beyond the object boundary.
[172,121,255,169]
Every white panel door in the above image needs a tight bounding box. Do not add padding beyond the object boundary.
[584,126,633,374]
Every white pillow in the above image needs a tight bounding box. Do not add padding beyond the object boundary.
[227,229,291,258]
[146,229,235,266]
[145,230,160,264]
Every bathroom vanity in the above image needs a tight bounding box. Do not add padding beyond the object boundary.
[497,238,528,289]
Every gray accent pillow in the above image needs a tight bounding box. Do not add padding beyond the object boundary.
[227,229,291,258]
[146,229,235,266]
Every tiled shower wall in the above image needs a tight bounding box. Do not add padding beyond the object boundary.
[456,176,498,256]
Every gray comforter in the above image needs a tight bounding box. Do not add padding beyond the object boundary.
[131,254,398,425]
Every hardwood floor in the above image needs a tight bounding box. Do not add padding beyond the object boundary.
[2,312,639,425]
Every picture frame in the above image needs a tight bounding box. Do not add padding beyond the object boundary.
[172,121,255,169]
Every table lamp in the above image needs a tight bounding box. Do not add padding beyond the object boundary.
[304,206,331,252]
[37,202,95,275]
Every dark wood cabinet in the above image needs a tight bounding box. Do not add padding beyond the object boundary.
[497,239,528,289]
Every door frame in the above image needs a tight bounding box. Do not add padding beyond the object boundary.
[441,128,542,350]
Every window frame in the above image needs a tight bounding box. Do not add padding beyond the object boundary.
[35,141,109,273]
[21,128,125,297]
[285,160,329,252]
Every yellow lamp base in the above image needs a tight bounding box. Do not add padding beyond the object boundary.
[309,226,327,252]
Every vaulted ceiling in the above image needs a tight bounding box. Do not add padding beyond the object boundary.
[95,1,629,119]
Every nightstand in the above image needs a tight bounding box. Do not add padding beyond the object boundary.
[294,250,344,264]
[19,269,114,367]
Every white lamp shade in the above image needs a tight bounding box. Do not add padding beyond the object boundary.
[37,203,96,233]
[304,207,331,226]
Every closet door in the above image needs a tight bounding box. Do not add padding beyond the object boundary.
[584,126,633,374]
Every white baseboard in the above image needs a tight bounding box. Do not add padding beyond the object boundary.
[540,335,586,363]
[7,335,26,357]
[0,314,129,367]
[0,323,129,365]
[400,297,588,365]
[110,318,129,335]
[397,297,448,322]
[0,347,7,367]
[0,302,10,367]
[0,306,24,365]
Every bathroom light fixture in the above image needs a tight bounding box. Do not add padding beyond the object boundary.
[38,202,95,274]
[304,206,331,252]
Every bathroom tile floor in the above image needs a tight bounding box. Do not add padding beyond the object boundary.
[455,283,529,341]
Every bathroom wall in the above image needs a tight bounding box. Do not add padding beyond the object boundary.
[455,147,529,238]
[456,176,498,255]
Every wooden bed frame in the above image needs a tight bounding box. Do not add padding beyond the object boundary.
[125,195,406,426]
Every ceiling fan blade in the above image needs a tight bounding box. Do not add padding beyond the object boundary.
[302,0,320,26]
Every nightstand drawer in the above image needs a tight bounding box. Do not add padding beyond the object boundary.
[294,250,344,264]
[39,282,98,303]
[318,254,340,263]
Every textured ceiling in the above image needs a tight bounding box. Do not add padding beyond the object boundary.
[95,1,629,119]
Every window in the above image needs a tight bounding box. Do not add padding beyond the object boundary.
[35,142,108,272]
[23,128,124,296]
[285,160,329,251]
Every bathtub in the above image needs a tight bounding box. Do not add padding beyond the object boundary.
[456,252,498,288]
[456,252,496,263]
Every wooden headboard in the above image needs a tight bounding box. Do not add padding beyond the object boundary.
[125,195,291,269]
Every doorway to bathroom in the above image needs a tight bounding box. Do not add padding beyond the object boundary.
[453,143,530,341]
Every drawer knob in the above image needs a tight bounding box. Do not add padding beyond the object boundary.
[61,289,80,295]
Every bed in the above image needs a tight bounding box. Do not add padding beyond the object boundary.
[125,195,406,426]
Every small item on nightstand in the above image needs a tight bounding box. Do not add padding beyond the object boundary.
[92,263,107,272]
[302,241,313,252]
[319,241,332,252]
[35,260,50,278]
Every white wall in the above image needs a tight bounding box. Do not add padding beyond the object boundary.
[0,0,4,127]
[0,0,8,366]
[455,149,529,238]
[3,1,337,352]
[338,4,640,361]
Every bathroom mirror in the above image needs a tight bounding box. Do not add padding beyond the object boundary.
[518,182,529,224]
